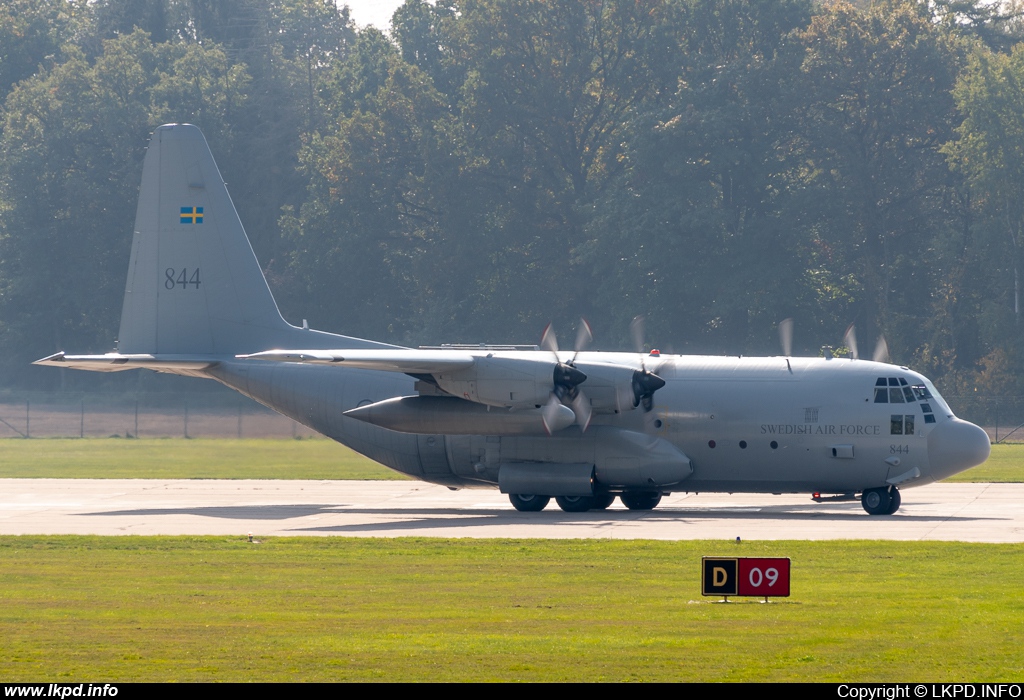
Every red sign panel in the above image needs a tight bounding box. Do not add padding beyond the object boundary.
[737,558,791,597]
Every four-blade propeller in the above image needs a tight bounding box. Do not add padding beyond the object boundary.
[629,315,666,412]
[843,323,890,363]
[539,316,667,435]
[539,320,595,433]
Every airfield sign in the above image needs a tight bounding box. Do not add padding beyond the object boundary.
[702,557,791,599]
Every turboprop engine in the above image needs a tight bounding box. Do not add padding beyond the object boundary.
[240,347,666,434]
[435,355,662,417]
[432,355,586,409]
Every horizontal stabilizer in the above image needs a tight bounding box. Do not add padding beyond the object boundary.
[33,351,218,374]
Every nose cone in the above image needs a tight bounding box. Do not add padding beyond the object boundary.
[927,418,991,481]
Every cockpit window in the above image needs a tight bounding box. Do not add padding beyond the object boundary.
[875,377,920,403]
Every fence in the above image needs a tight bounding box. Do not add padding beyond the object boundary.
[944,396,1024,443]
[0,393,317,439]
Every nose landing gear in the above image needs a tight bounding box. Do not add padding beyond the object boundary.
[861,486,901,515]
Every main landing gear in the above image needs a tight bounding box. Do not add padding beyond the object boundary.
[507,492,662,512]
[507,494,550,512]
[861,486,901,515]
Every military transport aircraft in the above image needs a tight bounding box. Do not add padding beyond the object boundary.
[35,124,991,515]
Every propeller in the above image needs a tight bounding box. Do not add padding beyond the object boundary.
[843,323,859,360]
[539,321,591,433]
[842,323,889,363]
[570,319,594,430]
[873,335,890,364]
[628,315,666,412]
[779,318,793,356]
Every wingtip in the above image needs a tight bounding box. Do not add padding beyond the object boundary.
[33,351,66,365]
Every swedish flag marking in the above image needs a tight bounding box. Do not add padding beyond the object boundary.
[180,206,204,224]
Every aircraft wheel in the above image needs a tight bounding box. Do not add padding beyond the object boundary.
[555,495,595,512]
[885,487,901,515]
[861,487,892,515]
[591,494,615,510]
[508,494,550,512]
[620,491,662,511]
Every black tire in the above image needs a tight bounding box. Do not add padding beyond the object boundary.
[620,491,662,511]
[555,495,595,512]
[861,487,892,515]
[509,494,550,512]
[591,494,615,510]
[885,487,901,515]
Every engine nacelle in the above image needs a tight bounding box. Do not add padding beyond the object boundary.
[571,361,639,413]
[434,355,559,409]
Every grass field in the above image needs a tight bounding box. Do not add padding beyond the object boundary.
[0,437,1021,482]
[0,437,407,480]
[942,443,1024,482]
[0,537,1020,681]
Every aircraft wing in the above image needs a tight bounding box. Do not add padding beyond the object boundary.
[238,349,477,374]
[239,347,643,418]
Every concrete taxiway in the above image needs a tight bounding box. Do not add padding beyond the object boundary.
[0,480,1021,541]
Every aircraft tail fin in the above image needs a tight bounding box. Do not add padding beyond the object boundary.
[116,124,377,356]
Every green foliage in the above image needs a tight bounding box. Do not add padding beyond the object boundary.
[4,0,1024,393]
[0,30,249,384]
[0,0,90,95]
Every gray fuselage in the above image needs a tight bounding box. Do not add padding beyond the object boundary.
[206,352,988,496]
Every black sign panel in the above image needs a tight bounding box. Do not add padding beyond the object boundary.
[701,557,738,596]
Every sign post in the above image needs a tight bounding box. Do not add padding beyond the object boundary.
[701,557,790,601]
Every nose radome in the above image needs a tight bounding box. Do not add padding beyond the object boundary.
[927,418,991,481]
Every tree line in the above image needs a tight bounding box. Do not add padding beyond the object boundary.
[3,0,1024,396]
